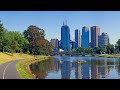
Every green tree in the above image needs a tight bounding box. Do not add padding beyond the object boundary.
[93,46,105,54]
[106,44,115,54]
[76,47,84,53]
[6,31,29,53]
[23,25,53,55]
[115,39,120,54]
[84,48,92,54]
[0,21,6,52]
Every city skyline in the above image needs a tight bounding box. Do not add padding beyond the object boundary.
[0,11,120,44]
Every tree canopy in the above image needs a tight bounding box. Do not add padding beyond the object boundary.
[0,22,53,55]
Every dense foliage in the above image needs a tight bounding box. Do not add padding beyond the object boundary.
[0,21,53,55]
[23,25,53,55]
[73,44,115,54]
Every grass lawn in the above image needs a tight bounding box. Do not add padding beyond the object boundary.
[0,52,33,64]
[0,52,51,79]
[97,54,120,58]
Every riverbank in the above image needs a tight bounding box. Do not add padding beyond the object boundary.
[97,54,120,58]
[0,52,33,64]
[16,56,52,79]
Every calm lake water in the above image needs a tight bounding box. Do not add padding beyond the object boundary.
[29,56,120,79]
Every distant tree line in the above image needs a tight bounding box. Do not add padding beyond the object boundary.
[71,41,120,54]
[0,21,53,55]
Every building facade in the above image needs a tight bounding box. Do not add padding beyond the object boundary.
[91,26,100,48]
[50,38,59,48]
[61,22,70,51]
[70,40,77,50]
[75,29,81,48]
[81,26,89,48]
[98,32,109,48]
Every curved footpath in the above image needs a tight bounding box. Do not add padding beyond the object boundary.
[0,60,21,79]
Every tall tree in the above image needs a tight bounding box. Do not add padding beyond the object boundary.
[23,25,53,55]
[93,46,105,54]
[115,39,120,54]
[106,44,115,54]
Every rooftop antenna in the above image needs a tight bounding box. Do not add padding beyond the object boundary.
[65,20,67,25]
[63,21,64,26]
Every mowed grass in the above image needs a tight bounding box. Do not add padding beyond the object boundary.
[0,52,33,64]
[16,56,51,79]
[97,54,120,58]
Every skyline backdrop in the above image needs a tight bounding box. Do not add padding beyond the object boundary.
[0,11,119,44]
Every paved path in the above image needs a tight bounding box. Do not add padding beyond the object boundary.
[0,60,21,79]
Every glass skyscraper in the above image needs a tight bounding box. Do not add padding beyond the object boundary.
[61,22,70,51]
[81,26,89,48]
[91,26,100,48]
[75,29,81,49]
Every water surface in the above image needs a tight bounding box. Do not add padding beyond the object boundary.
[29,56,120,79]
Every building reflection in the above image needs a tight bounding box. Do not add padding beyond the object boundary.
[30,57,120,79]
[103,60,108,78]
[53,60,60,72]
[107,60,114,73]
[81,63,90,79]
[91,59,99,79]
[98,60,108,78]
[74,60,82,79]
[61,60,72,79]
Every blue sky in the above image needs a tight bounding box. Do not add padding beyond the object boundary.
[0,11,119,44]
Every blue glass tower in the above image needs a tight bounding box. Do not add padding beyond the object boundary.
[61,22,70,51]
[75,29,81,49]
[82,26,89,48]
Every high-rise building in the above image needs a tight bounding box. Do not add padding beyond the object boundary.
[75,29,81,48]
[98,32,109,48]
[81,26,89,48]
[58,40,61,48]
[50,38,59,48]
[108,37,110,44]
[70,40,77,50]
[61,22,70,51]
[91,26,100,48]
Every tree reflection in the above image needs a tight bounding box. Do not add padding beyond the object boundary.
[29,59,56,79]
[118,59,120,75]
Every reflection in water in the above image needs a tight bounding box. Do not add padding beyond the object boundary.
[74,61,81,79]
[61,61,71,79]
[29,56,120,79]
[29,59,55,79]
[118,60,120,75]
[98,60,108,78]
[82,63,90,79]
[91,60,99,79]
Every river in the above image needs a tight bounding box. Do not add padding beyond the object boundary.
[29,56,120,79]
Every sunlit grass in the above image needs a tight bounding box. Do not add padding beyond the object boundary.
[0,52,33,64]
[97,54,120,58]
[16,56,51,79]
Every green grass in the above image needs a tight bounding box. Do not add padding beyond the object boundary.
[16,56,51,79]
[0,52,34,64]
[97,54,120,58]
